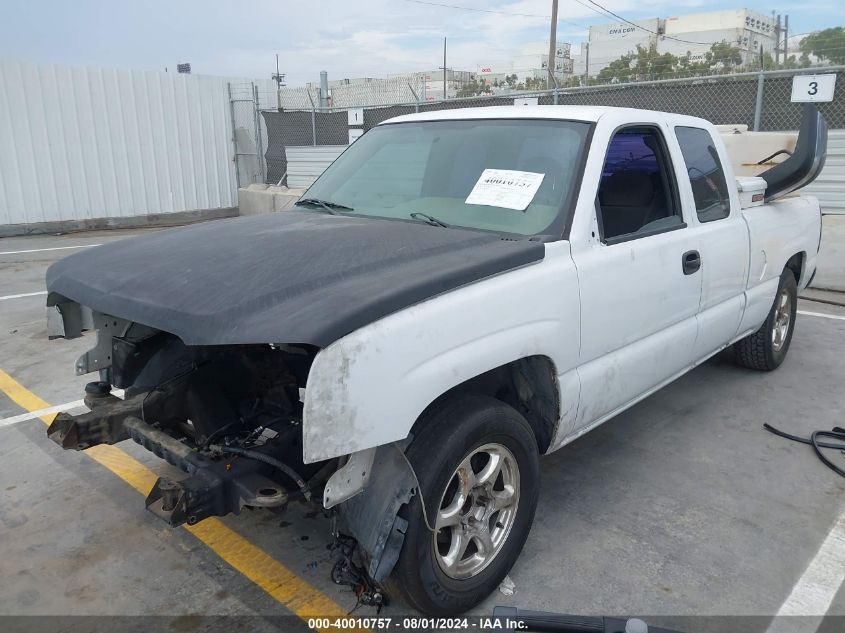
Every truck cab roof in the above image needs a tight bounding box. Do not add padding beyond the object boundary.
[380,105,712,128]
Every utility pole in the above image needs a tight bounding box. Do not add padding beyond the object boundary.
[784,14,790,64]
[753,43,765,131]
[583,42,589,85]
[438,37,448,100]
[775,14,781,67]
[443,37,447,100]
[547,0,559,89]
[272,54,285,111]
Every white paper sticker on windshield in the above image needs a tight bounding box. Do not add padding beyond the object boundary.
[465,169,545,211]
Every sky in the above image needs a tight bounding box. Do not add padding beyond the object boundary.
[0,0,843,85]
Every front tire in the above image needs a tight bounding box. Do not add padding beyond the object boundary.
[389,394,540,615]
[733,268,798,371]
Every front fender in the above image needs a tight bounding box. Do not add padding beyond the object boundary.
[302,241,580,463]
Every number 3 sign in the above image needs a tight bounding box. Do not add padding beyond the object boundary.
[791,74,836,103]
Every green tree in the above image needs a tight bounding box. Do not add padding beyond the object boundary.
[595,45,679,83]
[595,40,749,84]
[708,41,743,69]
[800,27,845,65]
[596,51,636,83]
[455,79,481,98]
[779,54,809,70]
[455,79,493,98]
[674,53,711,78]
[633,45,678,79]
[759,52,777,71]
[517,76,544,91]
[793,52,812,69]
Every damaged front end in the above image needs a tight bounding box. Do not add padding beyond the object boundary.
[45,297,416,586]
[46,297,329,527]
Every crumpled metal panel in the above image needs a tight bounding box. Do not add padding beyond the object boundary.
[336,443,416,582]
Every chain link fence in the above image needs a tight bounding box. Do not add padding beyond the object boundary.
[760,71,845,130]
[254,67,844,186]
[228,82,266,187]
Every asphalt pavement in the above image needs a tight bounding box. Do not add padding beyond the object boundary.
[0,226,843,633]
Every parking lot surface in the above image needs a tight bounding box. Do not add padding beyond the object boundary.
[1,227,844,632]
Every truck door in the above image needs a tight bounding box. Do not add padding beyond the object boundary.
[673,126,749,359]
[571,124,702,431]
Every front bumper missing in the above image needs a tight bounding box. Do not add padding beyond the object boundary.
[47,391,141,449]
[47,391,291,527]
[47,384,419,585]
[145,460,289,527]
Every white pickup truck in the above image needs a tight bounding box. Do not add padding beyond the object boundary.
[45,105,826,615]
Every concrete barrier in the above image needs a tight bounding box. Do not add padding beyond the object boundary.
[237,184,306,216]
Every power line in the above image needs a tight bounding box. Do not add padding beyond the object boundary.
[400,0,585,29]
[402,0,740,51]
[573,0,712,46]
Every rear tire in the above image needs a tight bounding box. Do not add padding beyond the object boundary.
[733,268,798,371]
[389,394,539,615]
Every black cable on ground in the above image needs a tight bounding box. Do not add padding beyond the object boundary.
[208,444,312,500]
[763,423,845,478]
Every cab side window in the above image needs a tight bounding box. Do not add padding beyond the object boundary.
[597,126,683,243]
[675,126,731,222]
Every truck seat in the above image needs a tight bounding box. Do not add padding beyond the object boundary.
[598,170,657,238]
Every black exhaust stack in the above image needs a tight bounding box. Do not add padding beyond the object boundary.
[760,103,828,202]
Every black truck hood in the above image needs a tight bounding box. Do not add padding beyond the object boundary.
[46,212,545,347]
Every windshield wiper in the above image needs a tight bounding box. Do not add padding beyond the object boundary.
[296,198,354,214]
[410,212,450,228]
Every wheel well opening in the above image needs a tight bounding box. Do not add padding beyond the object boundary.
[785,252,804,285]
[416,356,560,453]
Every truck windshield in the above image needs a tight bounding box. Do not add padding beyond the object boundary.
[298,119,592,236]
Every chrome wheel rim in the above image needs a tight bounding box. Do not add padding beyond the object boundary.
[433,443,520,580]
[772,288,792,352]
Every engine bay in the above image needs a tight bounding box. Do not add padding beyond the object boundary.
[47,313,332,527]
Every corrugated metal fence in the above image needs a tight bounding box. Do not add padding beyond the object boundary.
[0,61,273,231]
[804,130,845,214]
[285,146,346,188]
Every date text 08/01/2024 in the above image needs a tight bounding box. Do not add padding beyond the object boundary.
[307,617,527,630]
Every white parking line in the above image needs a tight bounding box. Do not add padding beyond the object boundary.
[0,244,101,256]
[0,290,47,301]
[798,310,845,321]
[0,400,86,428]
[766,512,845,632]
[0,388,125,429]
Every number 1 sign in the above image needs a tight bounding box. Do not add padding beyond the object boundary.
[791,74,836,103]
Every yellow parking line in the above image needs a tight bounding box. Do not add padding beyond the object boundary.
[0,368,359,629]
[0,369,54,422]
